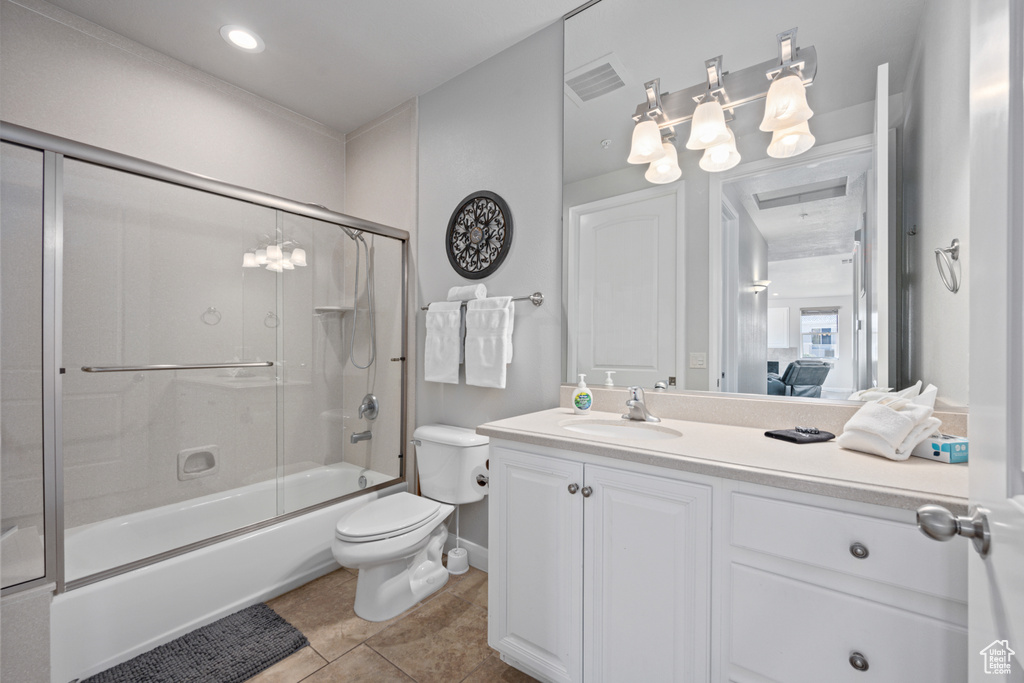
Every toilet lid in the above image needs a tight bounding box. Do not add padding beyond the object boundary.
[335,492,444,542]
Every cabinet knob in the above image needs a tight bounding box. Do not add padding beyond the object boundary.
[568,483,579,495]
[849,542,869,559]
[581,486,593,498]
[849,651,869,671]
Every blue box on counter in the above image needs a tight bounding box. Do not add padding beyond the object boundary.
[911,434,968,464]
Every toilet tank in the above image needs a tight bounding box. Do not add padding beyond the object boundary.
[413,425,489,504]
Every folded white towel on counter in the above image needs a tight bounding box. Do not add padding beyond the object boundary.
[837,399,942,461]
[424,301,462,384]
[465,296,514,388]
[447,284,487,302]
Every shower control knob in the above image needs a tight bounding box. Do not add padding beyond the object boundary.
[568,483,579,495]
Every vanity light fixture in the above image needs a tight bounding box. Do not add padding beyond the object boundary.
[243,237,306,271]
[645,139,683,184]
[627,79,667,164]
[752,280,772,294]
[220,25,265,53]
[628,28,817,179]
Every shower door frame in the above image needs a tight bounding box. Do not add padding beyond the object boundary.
[0,121,410,595]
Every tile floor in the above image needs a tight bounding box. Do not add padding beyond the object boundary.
[247,562,537,683]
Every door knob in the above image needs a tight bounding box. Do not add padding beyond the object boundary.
[916,504,991,557]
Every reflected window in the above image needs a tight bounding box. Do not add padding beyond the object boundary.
[800,308,839,360]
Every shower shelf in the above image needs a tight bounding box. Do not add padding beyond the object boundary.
[314,306,354,314]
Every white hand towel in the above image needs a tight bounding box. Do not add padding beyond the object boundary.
[447,284,487,301]
[838,400,942,461]
[465,297,513,388]
[424,301,462,384]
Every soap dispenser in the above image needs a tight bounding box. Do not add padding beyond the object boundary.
[572,374,593,415]
[604,371,616,387]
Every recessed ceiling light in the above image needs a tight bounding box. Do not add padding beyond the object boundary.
[220,25,265,53]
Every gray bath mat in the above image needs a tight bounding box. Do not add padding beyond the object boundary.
[82,603,308,683]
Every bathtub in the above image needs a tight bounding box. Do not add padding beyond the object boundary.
[51,463,404,682]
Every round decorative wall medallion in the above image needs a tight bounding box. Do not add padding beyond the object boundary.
[445,191,513,280]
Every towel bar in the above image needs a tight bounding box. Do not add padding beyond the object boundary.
[421,291,543,311]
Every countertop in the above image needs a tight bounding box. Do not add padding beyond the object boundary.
[477,408,969,514]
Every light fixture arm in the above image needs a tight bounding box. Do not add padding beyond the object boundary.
[631,28,815,129]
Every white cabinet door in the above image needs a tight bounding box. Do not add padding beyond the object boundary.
[489,445,584,683]
[583,465,712,682]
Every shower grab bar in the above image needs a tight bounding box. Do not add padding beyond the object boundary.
[81,361,274,373]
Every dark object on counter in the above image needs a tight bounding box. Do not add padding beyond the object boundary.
[765,428,836,444]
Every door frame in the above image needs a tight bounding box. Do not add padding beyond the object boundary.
[566,182,686,384]
[707,134,875,392]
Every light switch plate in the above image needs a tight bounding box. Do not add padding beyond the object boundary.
[689,352,707,369]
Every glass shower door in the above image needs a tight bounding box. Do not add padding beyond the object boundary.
[1,142,47,589]
[60,159,281,582]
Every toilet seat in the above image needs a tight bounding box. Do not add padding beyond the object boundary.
[335,492,445,543]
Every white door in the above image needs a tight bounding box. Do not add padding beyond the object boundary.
[867,62,889,389]
[568,187,679,388]
[582,465,711,682]
[488,445,583,683]
[965,2,1024,680]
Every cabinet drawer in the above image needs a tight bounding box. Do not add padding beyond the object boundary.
[730,492,966,601]
[730,564,967,683]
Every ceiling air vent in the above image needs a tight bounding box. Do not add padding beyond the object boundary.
[564,53,628,107]
[754,177,849,211]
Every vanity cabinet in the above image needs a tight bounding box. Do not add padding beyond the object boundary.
[488,441,712,683]
[488,437,968,683]
[722,482,968,683]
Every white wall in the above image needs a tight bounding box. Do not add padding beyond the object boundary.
[345,100,419,483]
[0,0,346,206]
[901,0,970,406]
[417,23,564,548]
[733,211,769,394]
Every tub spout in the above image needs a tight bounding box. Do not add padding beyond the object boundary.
[351,430,372,444]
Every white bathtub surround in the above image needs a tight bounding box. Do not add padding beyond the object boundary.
[64,462,391,583]
[51,479,406,682]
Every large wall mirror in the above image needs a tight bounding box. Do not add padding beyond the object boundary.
[562,0,969,407]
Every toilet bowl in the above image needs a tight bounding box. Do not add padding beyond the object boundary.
[331,424,489,621]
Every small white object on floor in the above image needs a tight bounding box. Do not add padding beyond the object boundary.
[447,547,469,575]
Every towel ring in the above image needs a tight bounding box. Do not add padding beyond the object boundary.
[200,307,222,325]
[934,239,961,293]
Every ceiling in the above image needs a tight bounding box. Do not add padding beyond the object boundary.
[725,149,872,262]
[44,0,583,134]
[563,0,927,184]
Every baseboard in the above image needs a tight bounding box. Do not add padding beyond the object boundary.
[444,536,488,572]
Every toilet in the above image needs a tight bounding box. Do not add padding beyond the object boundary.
[331,424,489,621]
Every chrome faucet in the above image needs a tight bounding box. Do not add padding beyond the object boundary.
[623,386,660,423]
[351,430,372,444]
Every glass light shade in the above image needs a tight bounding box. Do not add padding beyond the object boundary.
[265,261,284,272]
[767,120,816,158]
[644,142,682,184]
[290,248,307,266]
[685,100,730,150]
[627,119,667,164]
[242,252,259,267]
[281,259,295,270]
[255,248,268,264]
[699,129,742,172]
[267,244,283,260]
[759,73,814,132]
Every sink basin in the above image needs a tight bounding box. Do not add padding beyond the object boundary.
[559,419,682,441]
